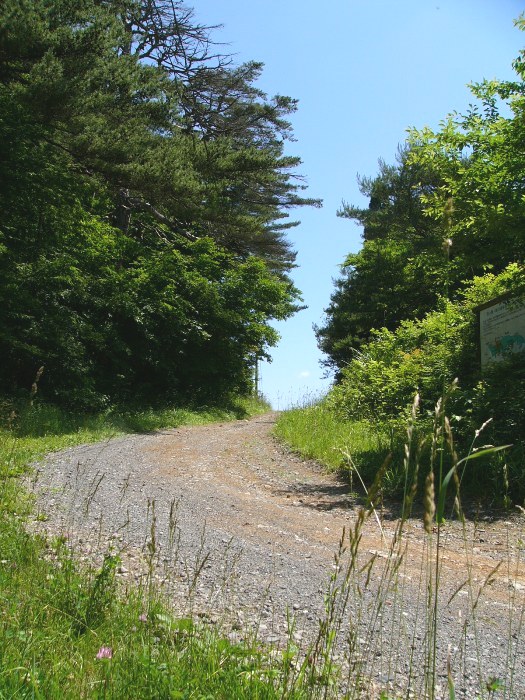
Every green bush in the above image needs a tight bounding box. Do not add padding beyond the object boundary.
[323,264,525,502]
[324,297,471,428]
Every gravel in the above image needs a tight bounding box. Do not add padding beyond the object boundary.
[27,413,525,699]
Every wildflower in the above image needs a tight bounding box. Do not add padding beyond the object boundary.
[139,613,148,623]
[96,646,113,660]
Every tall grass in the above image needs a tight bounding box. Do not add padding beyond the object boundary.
[0,523,302,698]
[274,403,393,490]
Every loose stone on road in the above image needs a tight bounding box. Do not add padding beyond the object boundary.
[29,413,525,698]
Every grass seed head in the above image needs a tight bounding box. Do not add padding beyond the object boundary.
[423,471,436,534]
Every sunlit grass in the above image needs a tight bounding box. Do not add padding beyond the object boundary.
[0,521,299,699]
[274,403,391,482]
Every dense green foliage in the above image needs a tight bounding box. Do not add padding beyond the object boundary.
[315,148,447,372]
[0,0,318,407]
[317,24,525,372]
[315,22,525,502]
[325,267,521,423]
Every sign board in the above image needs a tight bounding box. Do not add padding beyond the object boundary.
[478,296,525,367]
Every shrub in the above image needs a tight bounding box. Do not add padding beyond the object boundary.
[324,264,525,502]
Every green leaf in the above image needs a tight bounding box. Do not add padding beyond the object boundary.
[456,444,512,466]
[437,464,458,524]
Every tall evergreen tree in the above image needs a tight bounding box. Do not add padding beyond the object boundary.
[315,147,445,375]
[0,0,316,405]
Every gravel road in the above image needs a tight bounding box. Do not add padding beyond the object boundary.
[28,413,525,699]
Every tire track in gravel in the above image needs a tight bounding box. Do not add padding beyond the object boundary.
[29,413,525,698]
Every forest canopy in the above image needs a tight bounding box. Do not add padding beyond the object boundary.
[0,0,319,407]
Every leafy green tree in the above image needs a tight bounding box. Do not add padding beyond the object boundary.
[407,18,525,289]
[316,147,445,375]
[0,0,314,406]
[320,21,525,376]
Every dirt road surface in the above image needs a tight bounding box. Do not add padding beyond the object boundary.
[29,413,525,698]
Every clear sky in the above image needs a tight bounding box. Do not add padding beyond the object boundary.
[190,0,524,409]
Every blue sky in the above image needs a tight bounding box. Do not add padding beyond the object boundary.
[191,0,524,409]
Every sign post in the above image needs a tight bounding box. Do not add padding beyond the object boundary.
[476,295,525,368]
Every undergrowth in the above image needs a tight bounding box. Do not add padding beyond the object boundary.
[0,518,301,698]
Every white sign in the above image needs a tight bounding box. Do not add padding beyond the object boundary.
[479,298,525,367]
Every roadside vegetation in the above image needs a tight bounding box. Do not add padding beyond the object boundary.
[276,264,525,503]
[299,19,525,507]
[2,394,524,699]
[1,1,524,697]
[274,404,392,486]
